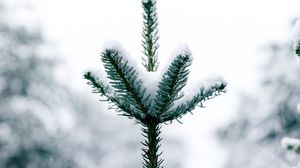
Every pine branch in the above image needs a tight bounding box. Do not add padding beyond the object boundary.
[153,51,192,117]
[84,71,145,121]
[83,72,112,98]
[142,0,159,72]
[84,1,228,167]
[160,82,227,123]
[101,49,151,119]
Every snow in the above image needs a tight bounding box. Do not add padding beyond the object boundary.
[156,44,192,81]
[100,42,206,108]
[142,44,227,110]
[102,40,127,57]
[83,68,110,87]
[98,40,140,86]
[102,40,162,98]
[281,137,300,150]
[171,73,226,109]
[197,74,227,90]
[103,40,143,71]
[137,46,193,99]
[139,71,161,98]
[297,103,300,114]
[171,44,193,62]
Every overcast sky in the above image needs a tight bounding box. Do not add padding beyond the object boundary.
[20,0,300,167]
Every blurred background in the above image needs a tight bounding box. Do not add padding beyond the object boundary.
[0,0,300,167]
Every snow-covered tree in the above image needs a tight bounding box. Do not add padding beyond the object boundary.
[281,18,300,168]
[0,1,77,167]
[218,19,300,168]
[0,1,141,167]
[84,0,227,167]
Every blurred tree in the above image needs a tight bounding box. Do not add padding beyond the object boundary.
[0,1,77,167]
[0,0,185,167]
[218,41,300,168]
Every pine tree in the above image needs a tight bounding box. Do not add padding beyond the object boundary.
[0,1,76,167]
[281,18,300,168]
[84,0,227,167]
[218,19,300,168]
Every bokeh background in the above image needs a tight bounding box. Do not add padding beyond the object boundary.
[1,0,300,167]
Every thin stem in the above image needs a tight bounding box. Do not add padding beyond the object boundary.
[141,121,163,168]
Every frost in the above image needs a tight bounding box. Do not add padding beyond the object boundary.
[281,137,300,150]
[171,44,193,62]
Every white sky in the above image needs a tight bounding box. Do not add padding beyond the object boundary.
[25,0,300,167]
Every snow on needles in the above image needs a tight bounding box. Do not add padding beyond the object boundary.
[281,137,300,150]
[171,74,226,109]
[98,41,226,111]
[141,44,193,99]
[172,44,193,61]
[158,44,192,76]
[102,40,161,98]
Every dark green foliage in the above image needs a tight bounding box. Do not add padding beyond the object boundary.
[84,50,226,124]
[84,0,226,167]
[161,82,226,122]
[142,0,159,71]
[295,42,300,56]
[141,123,163,168]
[153,52,192,117]
[84,48,226,167]
[84,60,146,122]
[101,49,151,115]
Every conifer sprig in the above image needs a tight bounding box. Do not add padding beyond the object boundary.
[142,0,159,71]
[153,51,192,117]
[84,72,145,121]
[84,0,227,167]
[101,49,151,116]
[160,82,227,122]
